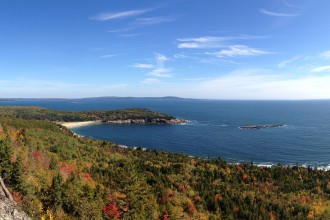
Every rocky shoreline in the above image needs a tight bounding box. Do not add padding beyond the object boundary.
[106,118,187,124]
[239,124,285,129]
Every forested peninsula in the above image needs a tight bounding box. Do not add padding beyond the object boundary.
[0,106,185,124]
[0,106,329,219]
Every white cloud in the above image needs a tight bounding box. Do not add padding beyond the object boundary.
[133,63,155,68]
[142,78,160,84]
[148,68,172,78]
[177,37,225,49]
[137,53,173,83]
[311,65,330,72]
[320,50,330,59]
[209,45,270,58]
[259,9,300,17]
[179,69,330,99]
[91,9,149,21]
[100,54,116,58]
[135,16,176,25]
[278,56,300,68]
[177,35,266,49]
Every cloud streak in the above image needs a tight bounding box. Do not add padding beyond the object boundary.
[135,16,176,25]
[311,65,330,72]
[92,9,149,21]
[177,35,265,49]
[259,9,300,17]
[208,45,271,58]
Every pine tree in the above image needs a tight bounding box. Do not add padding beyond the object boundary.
[49,173,63,210]
[0,139,13,182]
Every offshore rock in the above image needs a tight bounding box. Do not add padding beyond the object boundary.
[107,118,186,124]
[239,124,285,129]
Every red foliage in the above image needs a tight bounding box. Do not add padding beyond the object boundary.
[103,203,121,219]
[33,151,42,159]
[185,202,197,214]
[194,195,202,202]
[178,183,186,193]
[103,195,121,219]
[161,211,171,220]
[242,173,249,182]
[59,162,75,178]
[253,177,257,182]
[234,206,240,213]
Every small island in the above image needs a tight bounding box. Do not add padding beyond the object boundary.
[239,124,285,129]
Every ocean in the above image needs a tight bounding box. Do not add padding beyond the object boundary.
[1,98,329,169]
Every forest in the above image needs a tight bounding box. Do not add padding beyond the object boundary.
[0,107,329,219]
[0,106,176,123]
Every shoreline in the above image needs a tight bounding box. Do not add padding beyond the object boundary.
[59,120,102,128]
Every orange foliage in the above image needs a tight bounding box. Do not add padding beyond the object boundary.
[242,173,249,183]
[178,183,186,193]
[236,165,243,172]
[214,194,222,202]
[194,195,202,202]
[185,202,197,214]
[268,211,276,220]
[59,162,75,179]
[12,191,23,204]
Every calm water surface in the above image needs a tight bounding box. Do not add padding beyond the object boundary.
[1,98,329,169]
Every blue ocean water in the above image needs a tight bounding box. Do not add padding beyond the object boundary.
[1,98,330,169]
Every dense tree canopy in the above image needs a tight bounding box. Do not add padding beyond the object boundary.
[0,108,329,219]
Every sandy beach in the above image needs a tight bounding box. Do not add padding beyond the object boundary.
[59,121,101,128]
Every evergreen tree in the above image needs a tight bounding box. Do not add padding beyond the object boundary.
[49,173,63,210]
[0,139,13,182]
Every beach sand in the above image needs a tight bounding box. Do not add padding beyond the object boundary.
[59,121,101,128]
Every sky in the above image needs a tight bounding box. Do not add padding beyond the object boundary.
[1,0,330,99]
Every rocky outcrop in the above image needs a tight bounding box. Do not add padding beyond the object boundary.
[106,118,187,124]
[0,177,31,220]
[239,124,284,129]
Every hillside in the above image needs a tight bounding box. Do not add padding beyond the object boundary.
[0,108,329,219]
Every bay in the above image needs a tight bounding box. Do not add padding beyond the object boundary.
[1,98,329,169]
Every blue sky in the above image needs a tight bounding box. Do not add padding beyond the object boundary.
[1,0,330,99]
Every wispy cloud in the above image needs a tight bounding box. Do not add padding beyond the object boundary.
[208,45,271,58]
[278,56,301,68]
[142,78,161,84]
[100,54,116,58]
[91,9,149,21]
[135,53,173,83]
[320,50,330,59]
[135,16,176,25]
[177,35,264,49]
[311,65,330,72]
[147,53,172,78]
[259,9,300,17]
[133,63,154,68]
